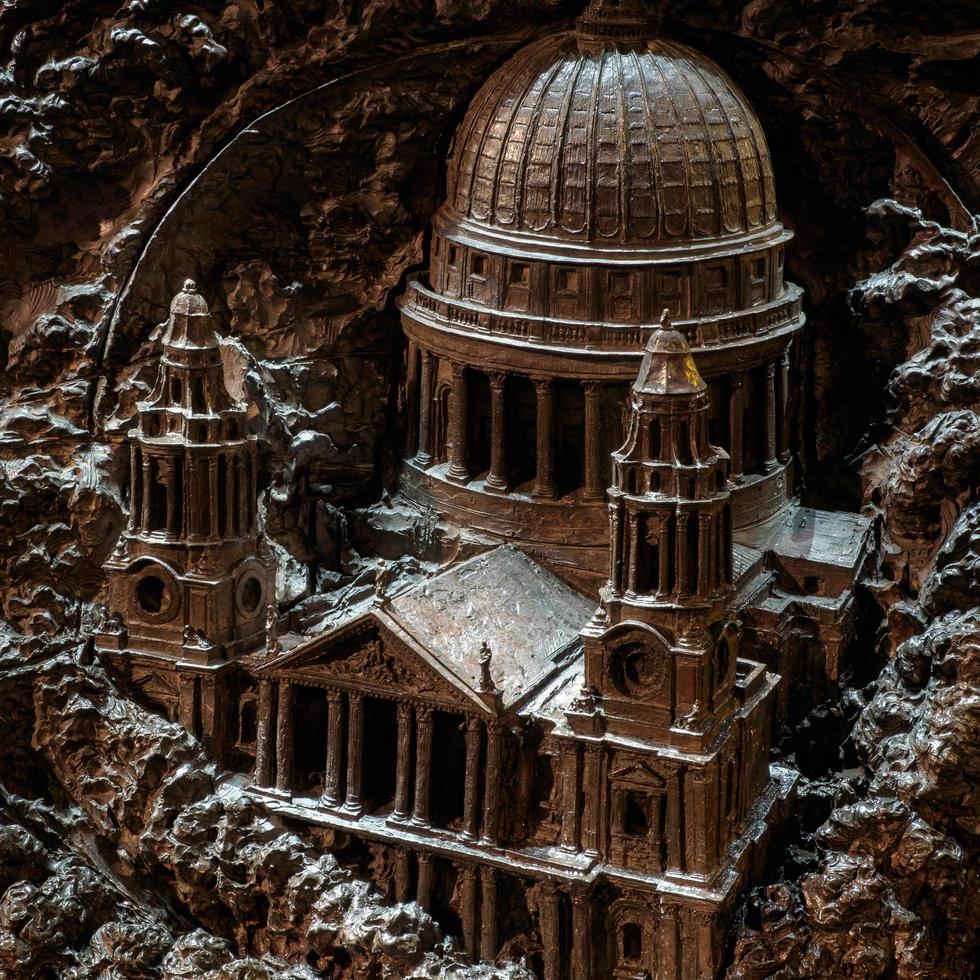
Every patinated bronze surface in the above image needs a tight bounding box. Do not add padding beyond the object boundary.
[1,0,978,977]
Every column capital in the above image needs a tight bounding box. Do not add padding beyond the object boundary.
[479,865,498,883]
[488,370,508,391]
[766,361,776,379]
[450,360,466,379]
[583,379,602,396]
[531,374,554,392]
[326,688,344,705]
[458,863,478,882]
[781,346,791,367]
[465,714,482,733]
[731,371,745,390]
[417,851,432,866]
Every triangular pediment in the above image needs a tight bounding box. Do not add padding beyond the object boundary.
[266,612,489,715]
[610,759,666,788]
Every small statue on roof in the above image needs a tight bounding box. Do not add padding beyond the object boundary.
[265,602,281,659]
[374,557,391,607]
[478,640,498,695]
[182,625,215,652]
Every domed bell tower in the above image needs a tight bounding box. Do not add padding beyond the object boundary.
[579,313,739,748]
[99,281,273,672]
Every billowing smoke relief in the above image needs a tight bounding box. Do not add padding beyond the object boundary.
[0,0,977,978]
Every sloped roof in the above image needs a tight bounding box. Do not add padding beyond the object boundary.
[388,546,593,708]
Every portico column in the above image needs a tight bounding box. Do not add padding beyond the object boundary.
[485,372,509,493]
[344,692,364,814]
[460,864,479,958]
[764,361,778,472]
[582,382,604,501]
[570,888,592,980]
[394,850,411,904]
[462,716,482,840]
[447,362,470,483]
[275,681,294,793]
[532,377,556,498]
[323,689,344,807]
[253,678,274,787]
[416,853,434,910]
[728,371,745,482]
[392,701,413,820]
[416,350,434,467]
[481,721,504,845]
[658,516,671,599]
[141,456,152,532]
[779,347,792,462]
[538,885,560,980]
[480,866,499,962]
[411,706,434,826]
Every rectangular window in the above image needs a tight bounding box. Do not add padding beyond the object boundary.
[510,263,530,285]
[608,270,633,321]
[658,269,686,317]
[747,256,768,306]
[506,262,531,312]
[471,253,487,277]
[703,264,730,314]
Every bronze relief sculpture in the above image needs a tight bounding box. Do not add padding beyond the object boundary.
[2,0,978,977]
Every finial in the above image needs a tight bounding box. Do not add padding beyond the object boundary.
[478,641,498,694]
[265,601,281,659]
[182,278,197,291]
[576,0,653,49]
[374,557,391,607]
[659,307,672,329]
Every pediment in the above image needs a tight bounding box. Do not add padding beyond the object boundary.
[609,759,666,788]
[270,615,487,714]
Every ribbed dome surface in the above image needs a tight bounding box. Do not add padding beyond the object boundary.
[447,33,777,244]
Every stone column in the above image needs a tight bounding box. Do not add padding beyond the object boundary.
[447,362,470,483]
[275,681,294,793]
[416,351,434,467]
[485,372,509,493]
[163,458,176,535]
[225,453,237,538]
[764,361,778,472]
[728,372,744,482]
[779,347,792,462]
[207,456,219,540]
[177,673,197,736]
[141,456,153,532]
[253,678,274,787]
[481,721,504,845]
[559,742,580,852]
[684,769,707,874]
[460,865,479,958]
[570,888,592,980]
[416,853,434,910]
[412,706,434,826]
[393,701,413,820]
[344,692,364,814]
[659,902,680,980]
[538,885,560,980]
[626,510,640,594]
[582,382,604,501]
[394,849,411,904]
[323,689,345,807]
[128,446,139,530]
[609,503,623,594]
[532,377,556,498]
[658,516,671,599]
[249,444,258,533]
[692,910,716,980]
[676,514,691,597]
[235,456,246,537]
[462,716,482,840]
[404,340,419,457]
[480,866,498,963]
[580,746,600,857]
[697,515,710,596]
[665,767,683,871]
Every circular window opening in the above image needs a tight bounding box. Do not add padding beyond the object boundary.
[239,575,263,613]
[137,575,167,613]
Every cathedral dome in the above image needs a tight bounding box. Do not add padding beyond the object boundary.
[443,30,777,249]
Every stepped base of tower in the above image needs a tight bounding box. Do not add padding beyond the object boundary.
[400,455,795,594]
